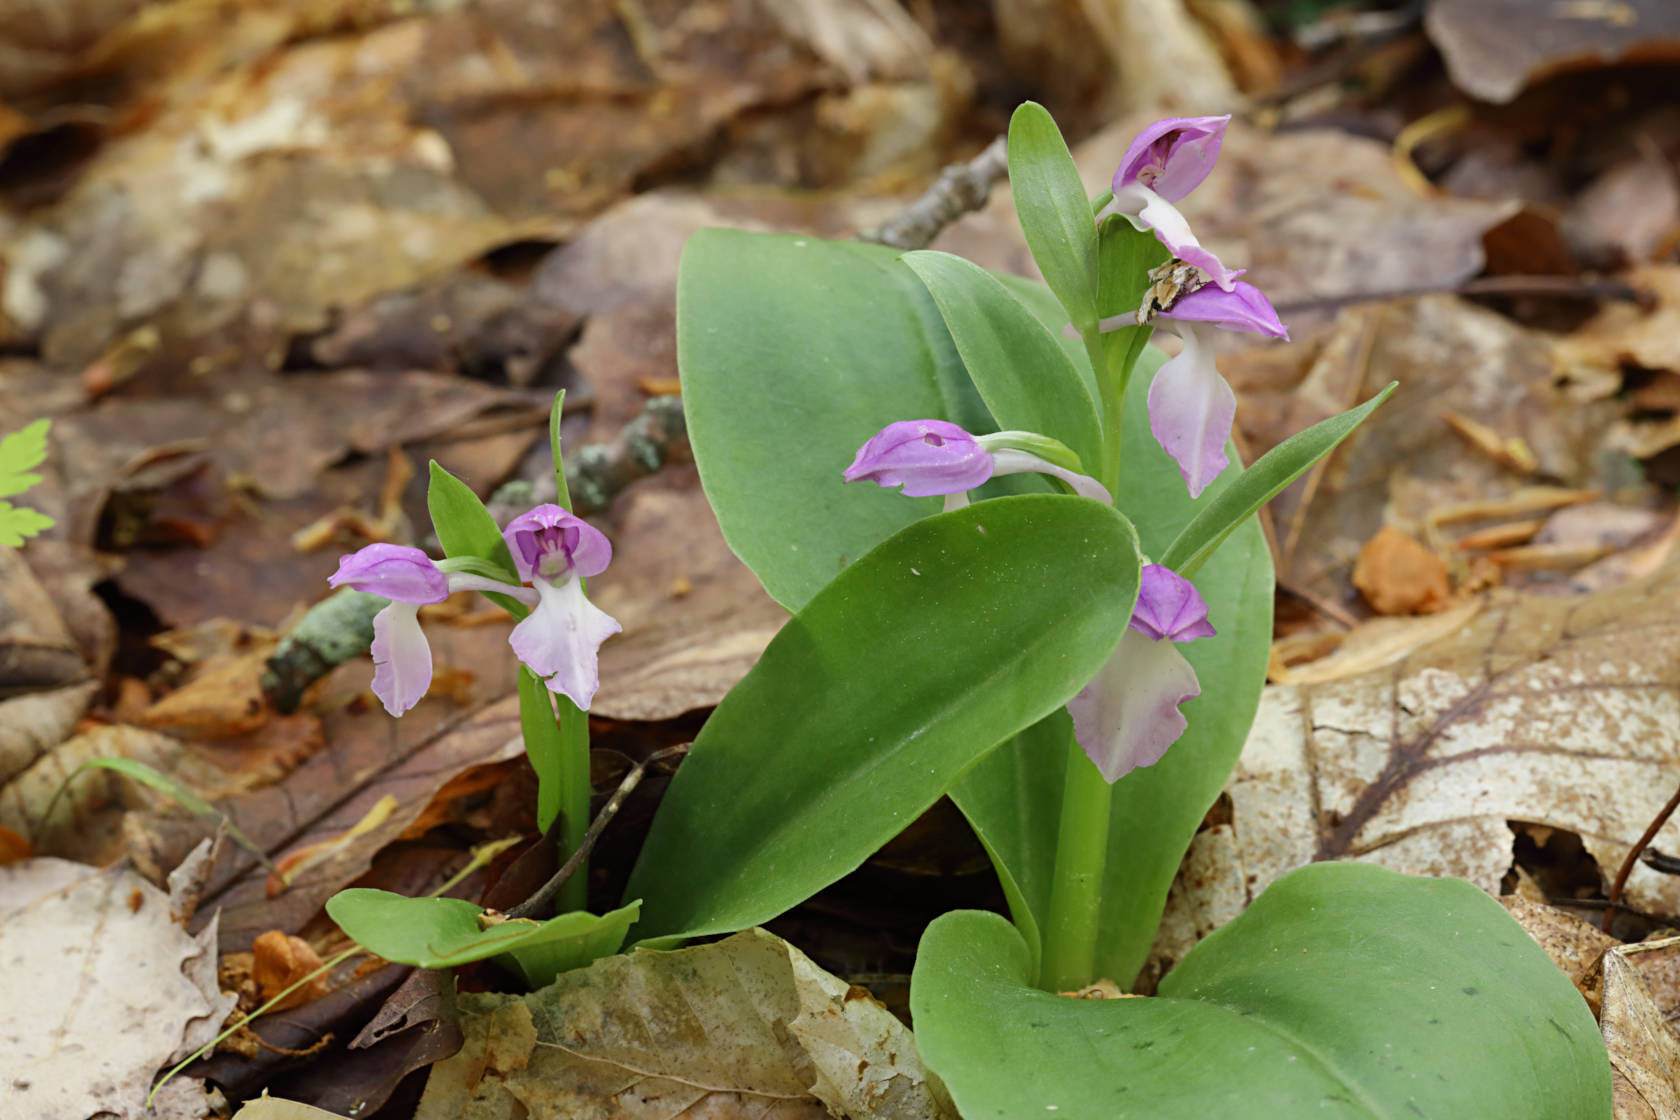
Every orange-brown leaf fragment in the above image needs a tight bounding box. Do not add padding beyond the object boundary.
[251,930,328,1011]
[1353,527,1452,615]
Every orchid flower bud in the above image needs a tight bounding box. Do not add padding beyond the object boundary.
[843,420,1111,508]
[1067,565,1216,783]
[502,505,622,712]
[1110,115,1240,291]
[329,544,537,717]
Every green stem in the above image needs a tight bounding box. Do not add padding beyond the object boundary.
[1081,333,1124,495]
[1039,739,1114,991]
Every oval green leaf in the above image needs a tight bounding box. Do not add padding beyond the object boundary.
[912,863,1610,1119]
[902,249,1102,472]
[326,889,639,987]
[679,229,998,611]
[426,461,527,618]
[1007,102,1099,330]
[624,494,1141,945]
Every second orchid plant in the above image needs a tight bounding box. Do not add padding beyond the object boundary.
[324,105,1609,1117]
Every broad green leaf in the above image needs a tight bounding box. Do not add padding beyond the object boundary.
[950,333,1272,988]
[426,460,527,618]
[0,501,53,546]
[624,495,1141,945]
[678,228,999,611]
[948,708,1072,978]
[1161,383,1396,578]
[902,250,1102,473]
[326,889,640,987]
[0,418,49,499]
[1007,102,1099,329]
[912,864,1610,1119]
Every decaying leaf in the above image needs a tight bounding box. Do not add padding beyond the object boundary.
[416,928,955,1120]
[0,856,233,1120]
[1427,0,1680,105]
[0,679,98,786]
[1151,555,1680,975]
[1599,944,1680,1120]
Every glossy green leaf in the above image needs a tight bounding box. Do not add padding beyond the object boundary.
[902,250,1102,472]
[679,229,999,611]
[426,461,527,618]
[951,339,1272,988]
[1008,102,1099,329]
[912,864,1610,1119]
[948,709,1072,977]
[624,495,1141,945]
[326,889,639,987]
[517,668,564,833]
[1161,383,1396,578]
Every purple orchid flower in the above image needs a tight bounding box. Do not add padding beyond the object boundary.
[1111,115,1240,291]
[503,505,622,711]
[843,419,1111,507]
[1148,281,1289,499]
[329,543,537,717]
[1067,565,1216,783]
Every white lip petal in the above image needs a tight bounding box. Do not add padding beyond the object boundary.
[370,601,433,716]
[1067,630,1202,783]
[508,577,623,712]
[1146,323,1235,500]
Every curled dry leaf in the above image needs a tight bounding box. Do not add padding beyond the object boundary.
[1352,527,1453,616]
[0,856,234,1120]
[1426,0,1680,105]
[1151,555,1680,974]
[416,928,956,1120]
[1598,943,1680,1120]
[251,930,329,1011]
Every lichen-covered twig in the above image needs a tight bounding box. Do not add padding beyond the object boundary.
[857,135,1009,251]
[261,396,689,713]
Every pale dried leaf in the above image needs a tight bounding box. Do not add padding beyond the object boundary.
[0,857,234,1120]
[230,1096,352,1120]
[0,679,98,785]
[1600,945,1680,1120]
[416,928,954,1120]
[1151,557,1680,973]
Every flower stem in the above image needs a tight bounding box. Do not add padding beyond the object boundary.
[1082,333,1124,495]
[1040,738,1113,991]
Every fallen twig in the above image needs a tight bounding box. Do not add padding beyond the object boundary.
[857,136,1009,251]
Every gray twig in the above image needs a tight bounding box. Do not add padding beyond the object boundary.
[857,136,1009,251]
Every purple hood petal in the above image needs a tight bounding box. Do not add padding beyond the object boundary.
[329,543,449,604]
[1159,281,1288,339]
[1113,116,1230,203]
[1129,565,1217,642]
[504,504,613,583]
[843,419,995,498]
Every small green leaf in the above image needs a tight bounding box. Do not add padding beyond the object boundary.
[0,418,50,499]
[1161,383,1396,578]
[0,502,53,546]
[326,889,640,987]
[624,495,1141,946]
[518,668,565,833]
[1008,103,1100,330]
[903,250,1102,473]
[426,461,527,618]
[912,865,1611,1120]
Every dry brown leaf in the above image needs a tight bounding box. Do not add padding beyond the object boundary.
[1599,944,1680,1119]
[1270,602,1485,686]
[937,119,1519,320]
[251,930,329,1011]
[0,856,233,1120]
[0,544,86,695]
[416,928,954,1120]
[0,679,98,786]
[1150,555,1680,975]
[1427,0,1680,105]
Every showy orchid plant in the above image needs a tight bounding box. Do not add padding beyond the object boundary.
[325,105,1609,1118]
